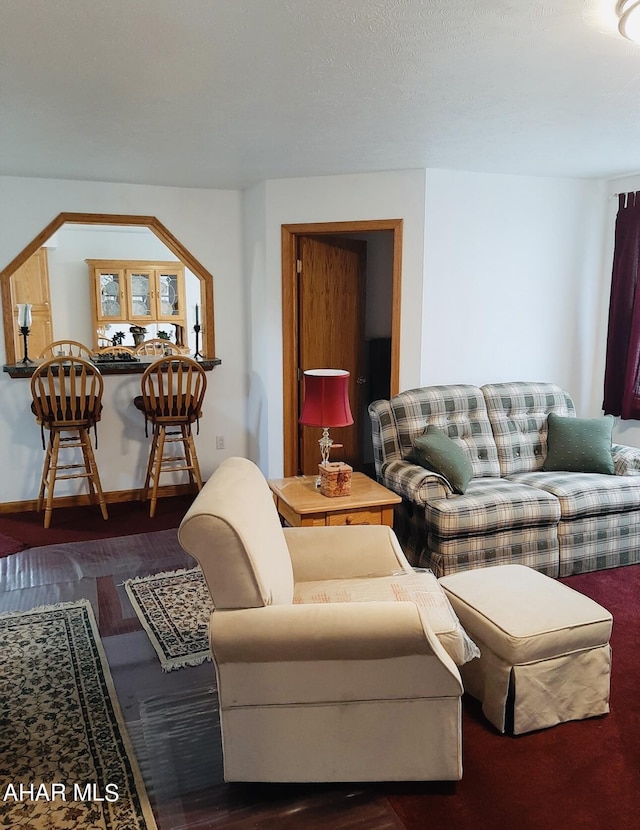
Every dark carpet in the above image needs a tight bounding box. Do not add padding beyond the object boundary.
[387,564,640,830]
[0,494,194,551]
[0,532,25,556]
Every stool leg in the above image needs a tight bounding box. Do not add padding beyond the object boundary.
[38,431,53,513]
[80,428,108,521]
[43,430,61,529]
[79,429,97,501]
[180,425,195,487]
[143,425,160,502]
[182,425,203,491]
[149,425,166,518]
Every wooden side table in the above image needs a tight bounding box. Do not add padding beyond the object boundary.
[268,472,401,528]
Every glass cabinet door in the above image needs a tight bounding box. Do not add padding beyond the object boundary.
[127,270,152,319]
[157,269,182,319]
[97,271,125,319]
[89,261,187,349]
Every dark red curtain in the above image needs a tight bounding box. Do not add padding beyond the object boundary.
[603,192,640,418]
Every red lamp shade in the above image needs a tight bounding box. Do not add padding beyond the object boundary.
[299,369,354,428]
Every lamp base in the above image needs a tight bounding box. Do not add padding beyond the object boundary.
[319,462,352,497]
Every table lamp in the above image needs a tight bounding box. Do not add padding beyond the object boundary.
[299,369,354,495]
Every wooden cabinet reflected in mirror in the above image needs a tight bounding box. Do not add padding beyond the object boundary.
[0,213,216,367]
[88,260,187,350]
[10,248,53,360]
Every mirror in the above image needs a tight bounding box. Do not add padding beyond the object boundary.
[1,213,216,366]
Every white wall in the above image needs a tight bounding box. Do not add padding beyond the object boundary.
[0,167,625,504]
[242,180,268,471]
[422,169,609,416]
[245,169,428,477]
[0,176,246,504]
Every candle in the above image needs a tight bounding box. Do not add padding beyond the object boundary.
[195,304,199,326]
[17,303,32,328]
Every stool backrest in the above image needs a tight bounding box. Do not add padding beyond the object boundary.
[135,338,184,356]
[97,345,136,357]
[140,356,207,424]
[38,340,93,360]
[30,357,104,428]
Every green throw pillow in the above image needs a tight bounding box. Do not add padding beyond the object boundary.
[413,426,473,494]
[542,413,615,474]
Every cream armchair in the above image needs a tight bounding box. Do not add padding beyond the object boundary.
[177,457,464,782]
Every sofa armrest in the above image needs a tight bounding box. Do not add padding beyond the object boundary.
[284,525,412,582]
[613,444,640,476]
[210,602,462,691]
[381,459,452,505]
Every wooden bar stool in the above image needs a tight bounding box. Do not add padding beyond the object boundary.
[134,338,186,357]
[134,356,207,517]
[30,356,108,528]
[37,339,93,359]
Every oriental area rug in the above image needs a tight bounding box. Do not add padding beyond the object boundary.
[125,568,213,672]
[124,565,480,671]
[0,600,157,830]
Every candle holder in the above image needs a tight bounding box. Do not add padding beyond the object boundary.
[193,324,203,360]
[19,325,33,364]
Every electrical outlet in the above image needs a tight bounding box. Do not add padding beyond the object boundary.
[215,435,225,450]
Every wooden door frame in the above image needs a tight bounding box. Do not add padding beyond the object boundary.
[282,219,403,477]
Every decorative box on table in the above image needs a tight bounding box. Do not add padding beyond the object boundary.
[319,462,352,497]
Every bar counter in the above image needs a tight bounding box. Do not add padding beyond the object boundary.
[3,355,222,378]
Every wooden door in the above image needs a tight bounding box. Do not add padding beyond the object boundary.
[11,248,53,360]
[298,235,366,474]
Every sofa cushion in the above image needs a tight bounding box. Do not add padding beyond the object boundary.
[542,413,615,474]
[482,382,575,476]
[425,477,560,539]
[385,385,501,478]
[413,426,473,494]
[507,470,640,520]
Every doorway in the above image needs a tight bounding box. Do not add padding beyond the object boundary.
[282,219,403,477]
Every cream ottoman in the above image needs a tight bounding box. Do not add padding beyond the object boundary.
[439,565,612,735]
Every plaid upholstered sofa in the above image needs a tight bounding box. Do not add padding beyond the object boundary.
[369,382,640,578]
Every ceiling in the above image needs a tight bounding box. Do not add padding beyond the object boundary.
[1,0,639,190]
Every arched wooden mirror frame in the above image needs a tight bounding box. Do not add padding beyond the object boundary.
[0,212,216,366]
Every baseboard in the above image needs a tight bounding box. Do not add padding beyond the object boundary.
[0,483,197,514]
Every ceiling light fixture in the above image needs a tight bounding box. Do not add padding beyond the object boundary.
[617,0,640,42]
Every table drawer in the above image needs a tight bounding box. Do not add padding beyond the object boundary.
[327,508,382,526]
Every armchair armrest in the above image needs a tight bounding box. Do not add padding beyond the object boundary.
[211,602,462,690]
[284,524,412,582]
[381,459,452,505]
[612,444,640,476]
